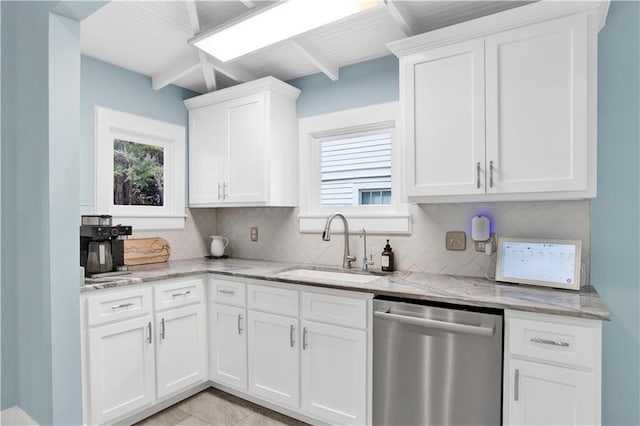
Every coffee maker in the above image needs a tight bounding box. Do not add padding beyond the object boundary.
[80,215,133,278]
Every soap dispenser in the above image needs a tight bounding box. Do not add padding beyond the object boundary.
[381,239,395,272]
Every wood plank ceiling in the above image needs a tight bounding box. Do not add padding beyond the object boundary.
[80,1,530,94]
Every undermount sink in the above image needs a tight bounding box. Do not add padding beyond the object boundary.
[277,268,382,283]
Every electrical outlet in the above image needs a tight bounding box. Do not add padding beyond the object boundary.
[475,233,497,253]
[250,227,259,242]
[445,231,466,251]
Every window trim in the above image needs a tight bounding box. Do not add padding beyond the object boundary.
[94,106,186,230]
[298,102,410,234]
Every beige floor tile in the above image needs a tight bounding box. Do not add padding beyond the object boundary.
[134,405,191,426]
[178,389,252,425]
[175,415,211,426]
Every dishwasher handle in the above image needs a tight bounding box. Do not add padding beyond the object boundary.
[374,310,495,336]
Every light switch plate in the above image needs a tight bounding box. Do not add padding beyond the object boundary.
[446,231,466,251]
[250,227,259,242]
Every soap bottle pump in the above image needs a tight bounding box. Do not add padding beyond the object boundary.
[381,239,395,272]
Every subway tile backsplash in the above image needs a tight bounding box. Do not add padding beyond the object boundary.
[215,201,590,282]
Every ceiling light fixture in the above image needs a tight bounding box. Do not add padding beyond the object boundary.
[190,0,382,62]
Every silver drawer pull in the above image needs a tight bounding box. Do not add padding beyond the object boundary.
[237,314,243,335]
[147,322,152,344]
[302,327,308,350]
[290,325,295,348]
[160,318,166,340]
[111,302,134,310]
[530,337,570,347]
[218,289,236,295]
[514,368,519,401]
[171,290,191,298]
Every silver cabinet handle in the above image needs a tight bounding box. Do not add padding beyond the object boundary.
[514,368,519,401]
[302,327,308,350]
[160,318,166,340]
[172,290,191,298]
[237,314,243,335]
[374,310,495,336]
[476,162,481,189]
[111,302,133,310]
[218,289,235,295]
[147,321,152,344]
[489,161,494,188]
[290,325,295,348]
[217,182,222,200]
[530,337,570,347]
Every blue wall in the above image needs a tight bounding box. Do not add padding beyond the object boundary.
[80,56,197,208]
[287,55,399,117]
[591,1,640,425]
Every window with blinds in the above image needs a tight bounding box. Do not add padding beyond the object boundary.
[320,132,392,206]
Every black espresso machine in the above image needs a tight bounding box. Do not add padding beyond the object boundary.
[80,215,132,278]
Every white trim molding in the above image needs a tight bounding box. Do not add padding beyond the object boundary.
[298,102,411,234]
[94,107,186,230]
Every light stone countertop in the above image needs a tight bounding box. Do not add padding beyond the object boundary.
[82,257,611,321]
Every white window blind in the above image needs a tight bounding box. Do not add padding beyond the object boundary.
[320,132,392,206]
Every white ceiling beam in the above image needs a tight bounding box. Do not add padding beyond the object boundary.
[185,1,217,91]
[384,0,419,37]
[199,51,217,91]
[152,57,201,91]
[205,54,256,83]
[239,0,256,9]
[289,39,339,81]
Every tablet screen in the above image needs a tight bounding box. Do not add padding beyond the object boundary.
[496,238,581,290]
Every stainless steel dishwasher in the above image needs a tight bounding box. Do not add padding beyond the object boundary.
[373,298,503,426]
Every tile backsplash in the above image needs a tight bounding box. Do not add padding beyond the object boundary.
[133,208,217,260]
[215,201,591,282]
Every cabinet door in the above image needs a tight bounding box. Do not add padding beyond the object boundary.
[209,303,247,390]
[189,105,225,205]
[88,316,155,425]
[220,94,267,203]
[506,359,596,425]
[248,310,299,409]
[156,304,207,399]
[301,321,367,425]
[485,14,589,194]
[405,39,485,197]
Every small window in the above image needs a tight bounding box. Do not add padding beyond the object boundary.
[320,132,392,206]
[298,102,410,234]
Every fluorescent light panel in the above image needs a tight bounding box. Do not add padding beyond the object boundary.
[193,0,381,62]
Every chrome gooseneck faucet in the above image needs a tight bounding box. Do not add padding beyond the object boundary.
[360,228,375,270]
[322,212,357,268]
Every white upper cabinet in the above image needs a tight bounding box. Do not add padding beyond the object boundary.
[405,39,486,197]
[389,2,607,203]
[485,14,589,195]
[184,77,300,207]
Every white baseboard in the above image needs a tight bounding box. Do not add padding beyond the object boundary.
[1,406,38,426]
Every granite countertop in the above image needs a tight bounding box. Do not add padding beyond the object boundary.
[82,257,611,321]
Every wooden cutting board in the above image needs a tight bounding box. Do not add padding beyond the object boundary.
[124,238,171,266]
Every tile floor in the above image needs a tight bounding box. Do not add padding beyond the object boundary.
[134,388,308,426]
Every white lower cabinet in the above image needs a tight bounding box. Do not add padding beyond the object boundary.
[503,310,602,426]
[300,320,367,425]
[155,303,207,399]
[248,310,300,409]
[507,359,595,425]
[209,302,248,390]
[82,277,207,425]
[87,315,156,425]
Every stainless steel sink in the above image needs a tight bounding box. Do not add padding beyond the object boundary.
[276,268,382,283]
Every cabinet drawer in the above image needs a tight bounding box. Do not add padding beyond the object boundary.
[154,277,204,311]
[302,291,367,329]
[248,284,298,317]
[87,287,152,327]
[211,278,246,307]
[508,317,596,369]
